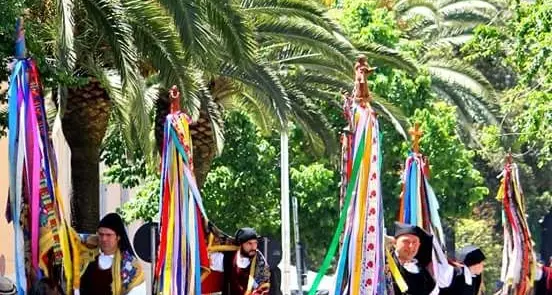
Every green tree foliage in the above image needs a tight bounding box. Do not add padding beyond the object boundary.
[462,1,552,167]
[0,0,23,83]
[201,111,340,266]
[118,175,160,224]
[460,0,552,252]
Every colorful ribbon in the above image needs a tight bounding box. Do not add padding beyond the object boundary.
[7,19,74,294]
[309,99,385,295]
[398,151,452,292]
[497,161,536,295]
[154,111,210,294]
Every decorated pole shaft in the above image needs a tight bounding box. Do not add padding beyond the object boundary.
[497,155,536,295]
[308,56,384,295]
[8,18,75,294]
[397,124,452,292]
[154,86,210,295]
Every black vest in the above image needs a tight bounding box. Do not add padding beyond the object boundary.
[392,255,436,295]
[80,256,113,295]
[439,266,482,295]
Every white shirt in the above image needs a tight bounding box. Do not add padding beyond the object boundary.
[98,252,115,270]
[209,251,252,271]
[395,251,420,274]
[236,251,251,269]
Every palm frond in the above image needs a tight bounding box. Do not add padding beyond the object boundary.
[241,0,343,34]
[432,87,484,146]
[198,84,225,155]
[254,17,354,72]
[262,44,352,75]
[88,68,155,162]
[395,0,440,20]
[371,95,409,140]
[440,1,498,23]
[122,0,201,114]
[356,43,419,75]
[57,0,76,70]
[80,0,141,101]
[395,0,439,13]
[285,85,339,155]
[426,59,494,102]
[204,0,256,66]
[294,71,352,92]
[430,77,499,125]
[219,62,290,126]
[237,92,276,134]
[158,0,216,58]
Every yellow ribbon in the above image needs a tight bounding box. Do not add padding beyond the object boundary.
[386,248,408,293]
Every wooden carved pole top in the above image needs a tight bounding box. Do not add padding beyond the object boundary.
[409,123,423,154]
[505,150,513,165]
[169,85,181,113]
[353,55,376,106]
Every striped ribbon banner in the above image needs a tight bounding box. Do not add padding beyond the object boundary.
[154,111,210,295]
[497,161,536,295]
[398,151,453,292]
[309,100,385,295]
[8,21,74,293]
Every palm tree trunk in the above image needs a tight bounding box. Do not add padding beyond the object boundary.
[62,78,111,233]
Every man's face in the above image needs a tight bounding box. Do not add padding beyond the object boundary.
[469,262,484,275]
[240,239,258,258]
[395,234,420,262]
[98,227,119,255]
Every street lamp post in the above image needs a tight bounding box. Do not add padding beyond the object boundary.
[281,128,291,295]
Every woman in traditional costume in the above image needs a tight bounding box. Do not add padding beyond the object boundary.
[440,245,485,295]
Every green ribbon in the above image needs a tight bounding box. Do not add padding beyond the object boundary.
[308,131,367,295]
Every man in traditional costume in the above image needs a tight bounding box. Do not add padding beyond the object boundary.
[76,213,145,295]
[209,227,270,295]
[439,245,485,295]
[391,222,436,295]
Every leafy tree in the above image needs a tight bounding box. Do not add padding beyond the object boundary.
[336,0,499,134]
[118,175,160,224]
[460,0,552,250]
[0,0,23,84]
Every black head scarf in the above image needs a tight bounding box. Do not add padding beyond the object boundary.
[98,213,135,256]
[457,245,485,267]
[394,222,433,267]
[235,227,260,245]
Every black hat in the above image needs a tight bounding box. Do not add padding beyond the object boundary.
[394,222,433,267]
[235,227,259,244]
[457,245,485,267]
[98,213,135,256]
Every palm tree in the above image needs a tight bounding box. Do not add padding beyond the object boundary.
[150,0,424,186]
[33,0,261,232]
[388,0,507,141]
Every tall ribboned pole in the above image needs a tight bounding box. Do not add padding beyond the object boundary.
[281,127,291,295]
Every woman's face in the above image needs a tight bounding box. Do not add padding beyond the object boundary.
[469,262,484,275]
